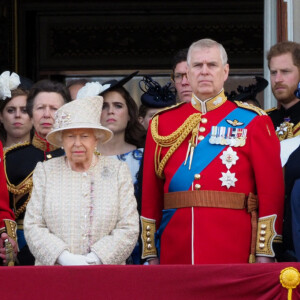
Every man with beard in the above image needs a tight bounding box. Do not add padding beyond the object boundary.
[267,41,300,141]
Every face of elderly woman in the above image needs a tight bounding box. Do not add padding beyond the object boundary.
[32,92,65,138]
[62,128,97,166]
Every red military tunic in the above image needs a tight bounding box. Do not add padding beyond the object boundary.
[141,91,284,264]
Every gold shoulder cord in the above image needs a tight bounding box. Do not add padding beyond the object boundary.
[151,113,202,179]
[3,150,34,219]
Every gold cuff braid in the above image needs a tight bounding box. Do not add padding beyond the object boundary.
[151,113,202,179]
[3,219,17,243]
[141,217,157,259]
[256,215,277,257]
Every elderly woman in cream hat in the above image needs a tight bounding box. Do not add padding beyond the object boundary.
[24,96,139,265]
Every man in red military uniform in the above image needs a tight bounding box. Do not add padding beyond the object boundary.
[0,142,17,265]
[141,38,284,264]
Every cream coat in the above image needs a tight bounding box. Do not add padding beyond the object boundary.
[24,156,139,265]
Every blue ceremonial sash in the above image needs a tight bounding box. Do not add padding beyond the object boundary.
[168,107,257,192]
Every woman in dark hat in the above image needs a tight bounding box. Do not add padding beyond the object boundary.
[138,76,176,130]
[226,76,268,108]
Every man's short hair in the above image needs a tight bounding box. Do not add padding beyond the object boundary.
[172,48,188,73]
[187,38,228,66]
[267,41,300,69]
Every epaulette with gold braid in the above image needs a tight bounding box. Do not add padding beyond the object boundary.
[151,102,186,118]
[234,101,267,116]
[4,141,31,156]
[265,107,277,114]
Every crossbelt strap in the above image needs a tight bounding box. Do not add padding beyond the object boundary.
[164,190,247,210]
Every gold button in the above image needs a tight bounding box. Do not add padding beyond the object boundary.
[195,184,201,190]
[199,127,206,132]
[147,244,152,250]
[259,237,265,242]
[260,230,266,236]
[259,243,265,249]
[46,154,52,159]
[146,238,151,242]
[146,232,150,237]
[198,135,205,141]
[201,118,208,124]
[261,224,267,230]
[146,225,150,231]
[194,174,201,180]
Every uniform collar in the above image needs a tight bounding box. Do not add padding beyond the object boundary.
[32,132,58,152]
[191,89,227,113]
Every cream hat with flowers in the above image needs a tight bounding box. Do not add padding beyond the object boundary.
[46,96,113,147]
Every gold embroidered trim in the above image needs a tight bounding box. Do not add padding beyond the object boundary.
[273,235,283,243]
[234,101,267,116]
[13,190,33,219]
[265,107,277,113]
[256,214,277,257]
[32,134,58,152]
[141,217,157,259]
[151,113,202,178]
[191,90,227,113]
[0,226,5,235]
[293,122,300,136]
[3,219,17,243]
[3,141,31,156]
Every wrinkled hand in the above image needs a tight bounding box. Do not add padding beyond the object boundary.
[148,257,159,265]
[255,256,275,263]
[0,233,18,264]
[57,250,90,266]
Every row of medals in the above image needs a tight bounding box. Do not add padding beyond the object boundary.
[208,126,247,147]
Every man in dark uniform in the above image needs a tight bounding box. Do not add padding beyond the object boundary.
[266,41,300,141]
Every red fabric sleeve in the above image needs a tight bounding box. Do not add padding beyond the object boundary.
[0,142,15,228]
[249,115,284,235]
[141,122,164,228]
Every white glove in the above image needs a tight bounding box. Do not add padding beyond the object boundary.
[86,251,101,265]
[57,250,89,266]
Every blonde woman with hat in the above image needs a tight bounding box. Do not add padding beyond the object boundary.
[24,96,139,265]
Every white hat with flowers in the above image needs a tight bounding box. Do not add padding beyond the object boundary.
[0,71,21,100]
[46,95,113,147]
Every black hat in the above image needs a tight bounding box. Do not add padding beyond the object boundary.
[139,76,176,108]
[100,71,139,95]
[295,82,300,99]
[226,77,268,102]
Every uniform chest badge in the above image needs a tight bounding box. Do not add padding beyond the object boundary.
[226,119,244,126]
[209,126,247,147]
[219,170,237,189]
[220,146,239,169]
